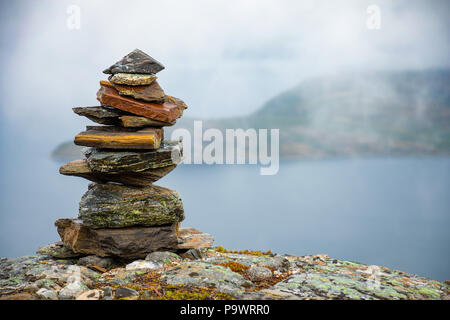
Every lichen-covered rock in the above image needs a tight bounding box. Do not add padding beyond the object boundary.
[55,218,180,259]
[177,228,214,249]
[78,183,184,229]
[77,255,114,270]
[161,261,253,297]
[103,49,165,75]
[36,288,58,300]
[145,251,181,265]
[246,266,273,282]
[109,73,157,86]
[84,140,182,174]
[36,242,83,259]
[125,260,162,271]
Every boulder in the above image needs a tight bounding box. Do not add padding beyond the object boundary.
[60,159,177,187]
[78,183,184,229]
[83,140,182,174]
[103,49,165,75]
[96,81,180,124]
[109,73,157,86]
[55,218,180,259]
[74,126,163,149]
[115,287,139,299]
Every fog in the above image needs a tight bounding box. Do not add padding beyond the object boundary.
[1,0,449,148]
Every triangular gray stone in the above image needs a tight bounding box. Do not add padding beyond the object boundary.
[103,49,165,75]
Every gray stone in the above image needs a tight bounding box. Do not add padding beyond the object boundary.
[103,49,165,75]
[77,255,114,270]
[246,266,272,282]
[145,251,181,265]
[36,241,83,259]
[103,286,114,300]
[115,287,139,299]
[162,261,253,297]
[36,288,58,300]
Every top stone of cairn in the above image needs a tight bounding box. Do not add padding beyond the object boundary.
[103,49,165,75]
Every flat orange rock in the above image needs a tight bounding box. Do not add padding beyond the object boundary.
[96,81,180,124]
[74,126,163,149]
[111,80,165,102]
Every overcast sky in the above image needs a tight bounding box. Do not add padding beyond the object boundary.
[0,0,449,144]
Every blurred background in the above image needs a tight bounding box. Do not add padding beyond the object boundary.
[0,0,449,280]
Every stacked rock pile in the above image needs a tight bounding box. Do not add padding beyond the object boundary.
[48,49,213,260]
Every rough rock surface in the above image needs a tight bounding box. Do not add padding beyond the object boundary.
[109,73,157,86]
[96,81,180,124]
[111,80,165,102]
[60,159,177,187]
[103,49,165,75]
[177,228,214,249]
[83,140,182,174]
[72,106,169,128]
[120,115,172,128]
[72,106,124,125]
[55,218,180,259]
[78,183,184,229]
[0,249,448,300]
[36,241,83,259]
[74,126,163,149]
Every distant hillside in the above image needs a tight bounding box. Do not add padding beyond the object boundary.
[53,69,450,160]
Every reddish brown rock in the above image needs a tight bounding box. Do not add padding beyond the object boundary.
[119,115,172,128]
[111,80,165,102]
[96,81,180,124]
[74,126,163,149]
[177,228,214,249]
[55,218,179,259]
[59,159,177,187]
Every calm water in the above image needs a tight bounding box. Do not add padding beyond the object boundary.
[0,152,449,281]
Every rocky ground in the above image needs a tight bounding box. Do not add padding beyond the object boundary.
[0,246,448,300]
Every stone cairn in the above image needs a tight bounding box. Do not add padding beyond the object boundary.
[42,49,213,260]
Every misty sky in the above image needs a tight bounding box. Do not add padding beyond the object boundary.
[0,0,449,146]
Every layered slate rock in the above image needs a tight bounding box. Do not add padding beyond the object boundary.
[111,80,165,102]
[103,49,165,75]
[60,159,176,187]
[109,73,157,86]
[97,81,180,124]
[84,140,182,174]
[74,126,163,149]
[72,106,124,125]
[73,106,169,127]
[55,219,179,259]
[78,183,184,229]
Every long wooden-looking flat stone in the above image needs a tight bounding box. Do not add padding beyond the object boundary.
[60,159,176,187]
[55,218,179,259]
[97,81,180,124]
[74,126,163,149]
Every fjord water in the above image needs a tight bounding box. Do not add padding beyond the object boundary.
[0,147,449,281]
